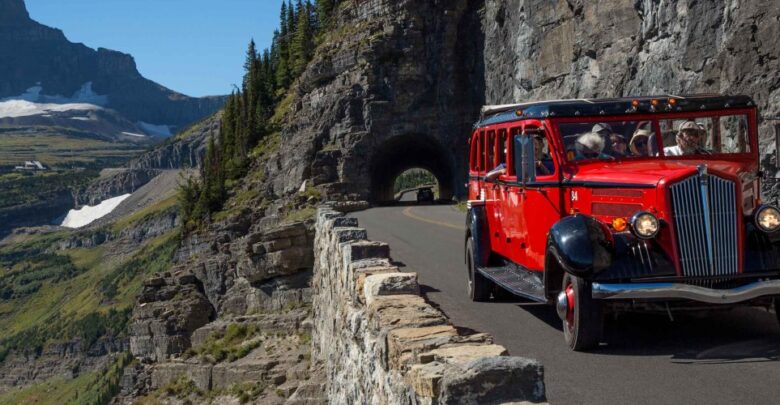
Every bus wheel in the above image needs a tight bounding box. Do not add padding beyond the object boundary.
[560,273,603,351]
[466,237,491,302]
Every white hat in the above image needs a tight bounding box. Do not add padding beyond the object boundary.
[592,123,613,133]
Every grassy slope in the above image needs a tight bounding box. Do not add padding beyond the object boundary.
[0,197,180,403]
[0,127,148,167]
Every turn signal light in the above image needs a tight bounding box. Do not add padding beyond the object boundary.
[515,109,524,116]
[612,217,628,232]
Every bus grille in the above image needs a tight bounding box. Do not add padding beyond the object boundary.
[669,173,738,278]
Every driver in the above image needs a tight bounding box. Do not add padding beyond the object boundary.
[663,120,708,156]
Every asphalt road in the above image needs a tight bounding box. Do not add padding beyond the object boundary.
[352,205,780,405]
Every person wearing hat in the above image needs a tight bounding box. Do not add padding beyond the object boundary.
[663,120,710,156]
[574,132,611,160]
[629,128,651,156]
[609,133,628,157]
[592,123,613,153]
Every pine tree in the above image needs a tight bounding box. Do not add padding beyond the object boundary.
[291,0,314,77]
[315,0,335,33]
[243,39,257,74]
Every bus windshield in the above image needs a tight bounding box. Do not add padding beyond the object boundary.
[559,113,750,162]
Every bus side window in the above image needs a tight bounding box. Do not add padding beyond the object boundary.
[478,131,485,173]
[469,132,479,172]
[487,130,496,170]
[507,127,521,176]
[498,129,507,169]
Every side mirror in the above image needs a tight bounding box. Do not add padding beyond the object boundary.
[775,123,780,169]
[514,133,536,185]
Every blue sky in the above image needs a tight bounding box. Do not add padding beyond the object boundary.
[26,0,284,97]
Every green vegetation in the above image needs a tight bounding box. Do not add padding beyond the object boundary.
[110,194,178,233]
[184,323,263,364]
[394,169,437,193]
[159,374,205,400]
[0,126,148,168]
[0,352,132,405]
[0,229,177,361]
[180,0,337,231]
[0,170,98,210]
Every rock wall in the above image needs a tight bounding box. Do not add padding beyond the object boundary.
[258,0,484,202]
[312,206,546,404]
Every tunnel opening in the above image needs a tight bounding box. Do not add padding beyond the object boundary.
[370,133,454,203]
[393,168,439,202]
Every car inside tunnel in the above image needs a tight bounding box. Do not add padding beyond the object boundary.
[369,133,454,203]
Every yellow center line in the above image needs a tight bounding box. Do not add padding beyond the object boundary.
[402,207,464,230]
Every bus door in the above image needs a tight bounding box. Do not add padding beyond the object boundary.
[504,122,562,270]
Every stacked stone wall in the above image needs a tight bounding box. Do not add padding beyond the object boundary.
[312,206,546,404]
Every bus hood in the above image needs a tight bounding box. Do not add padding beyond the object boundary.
[565,159,752,187]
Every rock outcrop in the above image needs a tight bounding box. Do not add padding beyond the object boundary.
[129,113,221,170]
[312,206,546,404]
[76,168,161,206]
[120,220,322,403]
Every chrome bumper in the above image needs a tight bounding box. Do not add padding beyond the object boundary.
[591,279,780,304]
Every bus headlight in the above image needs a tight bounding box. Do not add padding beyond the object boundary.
[631,212,659,239]
[755,205,780,233]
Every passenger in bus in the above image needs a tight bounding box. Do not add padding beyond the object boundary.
[574,132,610,160]
[485,162,505,181]
[663,120,710,156]
[629,128,651,156]
[485,149,507,181]
[533,134,553,175]
[592,123,613,153]
[609,133,628,157]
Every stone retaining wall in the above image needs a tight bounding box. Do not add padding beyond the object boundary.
[312,206,546,404]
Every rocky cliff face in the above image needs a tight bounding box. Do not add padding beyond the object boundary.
[128,113,221,170]
[0,0,226,128]
[252,0,484,202]
[76,168,161,206]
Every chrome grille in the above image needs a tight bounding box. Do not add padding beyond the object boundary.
[670,172,738,278]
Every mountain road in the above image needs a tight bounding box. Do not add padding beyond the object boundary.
[351,204,780,405]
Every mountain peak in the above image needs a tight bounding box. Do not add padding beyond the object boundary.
[0,0,30,25]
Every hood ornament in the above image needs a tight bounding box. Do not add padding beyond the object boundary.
[697,164,708,176]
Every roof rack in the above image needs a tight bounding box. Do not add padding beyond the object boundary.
[475,94,755,128]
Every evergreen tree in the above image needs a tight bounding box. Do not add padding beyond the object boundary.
[243,39,257,74]
[291,0,314,77]
[315,0,335,33]
[286,0,296,47]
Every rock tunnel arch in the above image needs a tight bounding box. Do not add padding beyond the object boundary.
[369,133,455,203]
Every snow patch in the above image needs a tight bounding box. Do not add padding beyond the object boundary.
[69,116,94,121]
[2,82,108,106]
[121,132,147,138]
[137,121,172,137]
[0,99,103,118]
[60,194,131,229]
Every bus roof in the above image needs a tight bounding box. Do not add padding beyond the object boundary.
[476,94,755,128]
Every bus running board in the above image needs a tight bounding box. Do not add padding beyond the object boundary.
[477,264,548,303]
